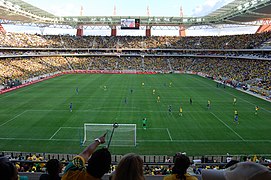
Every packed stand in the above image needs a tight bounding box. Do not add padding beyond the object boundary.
[1,31,271,49]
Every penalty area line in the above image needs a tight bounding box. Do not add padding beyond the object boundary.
[166,128,173,141]
[49,127,62,140]
[0,110,27,127]
[49,126,83,140]
[211,112,245,141]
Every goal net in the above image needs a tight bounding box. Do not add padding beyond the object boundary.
[83,123,136,146]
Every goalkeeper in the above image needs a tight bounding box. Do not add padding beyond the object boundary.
[142,118,147,130]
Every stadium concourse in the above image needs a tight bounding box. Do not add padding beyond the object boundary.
[0,31,271,180]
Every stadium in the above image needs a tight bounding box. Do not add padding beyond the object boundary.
[0,0,271,179]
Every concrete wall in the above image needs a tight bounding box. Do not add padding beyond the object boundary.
[19,173,201,180]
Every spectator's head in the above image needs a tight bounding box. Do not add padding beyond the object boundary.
[0,157,18,180]
[46,159,61,176]
[113,153,144,180]
[172,153,191,179]
[87,148,111,178]
[202,161,271,180]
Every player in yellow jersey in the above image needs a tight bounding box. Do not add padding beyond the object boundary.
[255,106,259,115]
[207,100,211,109]
[179,106,183,116]
[157,95,160,103]
[233,97,237,105]
[153,89,156,94]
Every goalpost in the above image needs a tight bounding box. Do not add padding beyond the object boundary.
[83,123,136,146]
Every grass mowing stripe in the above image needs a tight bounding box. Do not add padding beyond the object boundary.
[0,74,270,155]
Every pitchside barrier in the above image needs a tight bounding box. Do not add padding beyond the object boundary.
[2,151,271,164]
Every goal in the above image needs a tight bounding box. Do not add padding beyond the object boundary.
[83,123,136,146]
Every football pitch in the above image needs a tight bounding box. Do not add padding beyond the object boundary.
[0,74,270,156]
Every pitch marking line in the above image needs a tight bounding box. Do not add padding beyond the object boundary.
[0,110,27,127]
[49,126,83,140]
[0,137,270,143]
[49,127,62,140]
[166,128,173,141]
[211,112,245,141]
[138,139,271,143]
[137,128,166,130]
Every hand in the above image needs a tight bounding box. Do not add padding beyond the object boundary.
[98,133,107,144]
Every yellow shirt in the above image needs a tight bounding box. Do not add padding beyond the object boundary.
[163,173,198,180]
[62,170,100,180]
[62,155,100,180]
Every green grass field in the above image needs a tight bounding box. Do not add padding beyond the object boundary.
[0,74,270,156]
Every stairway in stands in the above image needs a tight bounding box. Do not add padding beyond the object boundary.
[259,38,271,49]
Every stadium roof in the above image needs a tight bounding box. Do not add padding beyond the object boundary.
[205,0,271,24]
[0,0,271,28]
[0,0,56,22]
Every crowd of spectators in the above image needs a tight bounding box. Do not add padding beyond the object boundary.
[1,56,270,92]
[1,142,271,179]
[1,32,271,179]
[1,31,271,49]
[1,31,271,94]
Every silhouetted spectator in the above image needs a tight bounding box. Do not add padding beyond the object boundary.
[163,153,197,180]
[0,157,18,180]
[39,159,61,180]
[111,153,144,180]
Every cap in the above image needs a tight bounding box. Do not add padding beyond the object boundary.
[202,162,271,180]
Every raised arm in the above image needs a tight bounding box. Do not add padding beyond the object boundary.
[79,133,107,162]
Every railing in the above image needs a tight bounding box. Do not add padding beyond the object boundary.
[2,151,271,164]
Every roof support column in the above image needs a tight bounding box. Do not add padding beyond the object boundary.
[0,24,6,33]
[146,25,151,37]
[179,25,186,37]
[111,25,117,36]
[76,25,83,36]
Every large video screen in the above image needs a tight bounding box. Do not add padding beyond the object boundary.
[121,19,140,29]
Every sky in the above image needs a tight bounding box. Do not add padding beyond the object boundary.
[21,0,234,17]
[2,0,259,36]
